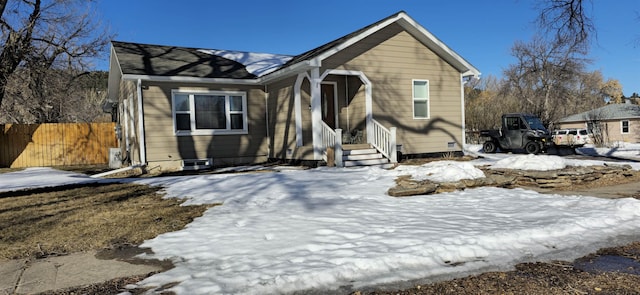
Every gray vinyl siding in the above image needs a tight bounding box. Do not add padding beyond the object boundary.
[140,81,269,166]
[323,23,464,154]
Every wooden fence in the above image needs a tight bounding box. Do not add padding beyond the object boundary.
[0,123,117,168]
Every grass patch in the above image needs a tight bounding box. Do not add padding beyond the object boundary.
[0,182,211,260]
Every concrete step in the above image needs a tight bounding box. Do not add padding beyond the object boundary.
[344,158,389,167]
[343,144,371,150]
[343,148,377,156]
[343,153,383,161]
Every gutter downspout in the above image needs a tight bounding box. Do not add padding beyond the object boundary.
[90,164,144,178]
[136,79,147,164]
[460,73,466,147]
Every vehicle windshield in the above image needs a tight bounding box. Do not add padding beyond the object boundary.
[524,115,547,131]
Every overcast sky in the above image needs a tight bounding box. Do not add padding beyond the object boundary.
[97,0,640,94]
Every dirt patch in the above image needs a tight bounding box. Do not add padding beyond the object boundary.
[0,182,211,260]
[355,243,640,295]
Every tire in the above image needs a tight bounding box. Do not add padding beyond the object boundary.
[524,141,541,155]
[483,141,497,153]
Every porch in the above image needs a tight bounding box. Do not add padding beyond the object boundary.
[292,68,398,168]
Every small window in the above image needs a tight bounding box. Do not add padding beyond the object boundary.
[172,90,248,135]
[412,80,429,119]
[621,120,630,134]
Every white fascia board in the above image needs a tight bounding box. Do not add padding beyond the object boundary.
[111,46,124,77]
[121,74,260,85]
[313,16,402,63]
[107,46,123,103]
[396,13,481,77]
[259,60,319,84]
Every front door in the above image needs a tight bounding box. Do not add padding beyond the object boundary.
[321,83,337,129]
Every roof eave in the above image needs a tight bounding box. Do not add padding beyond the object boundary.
[258,60,319,84]
[121,74,260,85]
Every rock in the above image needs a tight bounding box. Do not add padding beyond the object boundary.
[388,181,439,197]
[486,174,517,187]
[388,165,639,197]
[522,170,558,179]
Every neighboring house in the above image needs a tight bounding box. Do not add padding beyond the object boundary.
[556,102,640,144]
[107,11,480,171]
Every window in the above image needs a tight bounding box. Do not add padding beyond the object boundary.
[412,80,429,119]
[172,90,247,135]
[621,120,629,134]
[505,117,525,130]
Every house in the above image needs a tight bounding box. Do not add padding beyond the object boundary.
[107,11,480,171]
[556,102,640,144]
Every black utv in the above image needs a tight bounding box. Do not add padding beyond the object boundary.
[480,113,553,154]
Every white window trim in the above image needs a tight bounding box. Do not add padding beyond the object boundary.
[172,89,248,136]
[621,120,630,134]
[412,79,430,119]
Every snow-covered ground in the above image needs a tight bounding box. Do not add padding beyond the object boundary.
[1,146,640,294]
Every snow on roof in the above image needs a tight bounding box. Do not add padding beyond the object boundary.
[198,49,293,77]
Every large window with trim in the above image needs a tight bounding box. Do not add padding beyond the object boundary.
[172,90,248,135]
[412,79,430,119]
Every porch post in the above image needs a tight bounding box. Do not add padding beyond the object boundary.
[294,73,307,147]
[310,68,323,160]
[389,127,397,163]
[335,129,343,167]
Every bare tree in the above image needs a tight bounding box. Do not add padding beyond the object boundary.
[502,35,588,125]
[1,69,108,123]
[535,0,595,51]
[0,0,110,117]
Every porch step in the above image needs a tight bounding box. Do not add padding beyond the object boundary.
[344,153,383,161]
[343,148,378,156]
[342,144,391,168]
[344,158,390,167]
[343,144,371,150]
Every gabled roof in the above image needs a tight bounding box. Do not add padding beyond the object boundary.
[558,103,640,123]
[280,11,480,78]
[111,11,480,83]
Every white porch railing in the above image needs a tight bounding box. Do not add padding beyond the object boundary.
[320,122,343,167]
[370,119,397,163]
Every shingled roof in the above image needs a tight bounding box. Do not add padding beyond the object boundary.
[111,41,261,79]
[111,11,479,81]
[558,103,640,122]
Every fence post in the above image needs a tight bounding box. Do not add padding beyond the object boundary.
[389,127,397,163]
[335,129,343,167]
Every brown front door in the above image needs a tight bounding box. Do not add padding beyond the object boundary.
[321,83,336,128]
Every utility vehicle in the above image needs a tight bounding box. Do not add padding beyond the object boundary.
[480,113,553,154]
